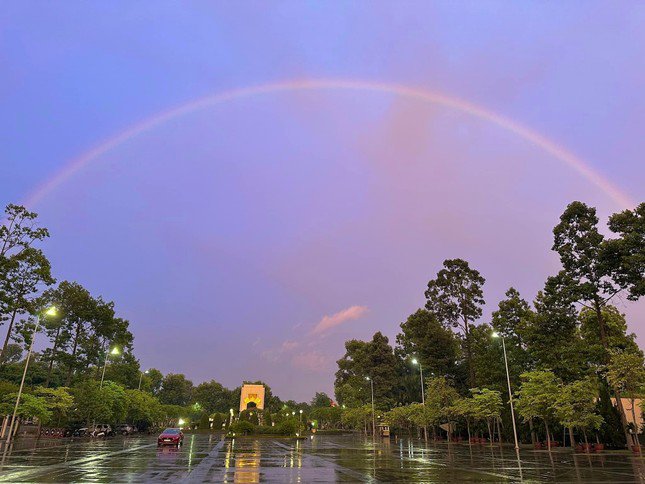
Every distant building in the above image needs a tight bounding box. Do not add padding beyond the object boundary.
[239,383,265,412]
[611,398,644,431]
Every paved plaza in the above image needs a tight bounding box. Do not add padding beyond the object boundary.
[1,434,645,482]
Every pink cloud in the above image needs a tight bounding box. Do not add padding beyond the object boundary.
[312,305,368,334]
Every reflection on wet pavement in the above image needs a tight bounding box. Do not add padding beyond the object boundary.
[2,434,645,482]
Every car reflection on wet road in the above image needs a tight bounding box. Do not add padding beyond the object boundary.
[2,434,645,482]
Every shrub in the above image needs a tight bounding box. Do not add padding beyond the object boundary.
[230,421,255,435]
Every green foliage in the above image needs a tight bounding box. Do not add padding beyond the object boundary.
[34,386,74,426]
[425,258,485,386]
[553,378,603,433]
[396,309,459,378]
[125,389,163,430]
[606,203,645,300]
[310,406,342,429]
[194,380,237,413]
[515,370,560,424]
[230,420,255,435]
[0,392,51,422]
[606,351,645,399]
[310,392,333,408]
[335,332,399,408]
[71,379,126,425]
[158,373,194,406]
[341,405,372,430]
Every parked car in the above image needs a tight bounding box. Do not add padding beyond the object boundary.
[72,427,89,437]
[90,424,113,437]
[157,428,184,446]
[116,424,136,435]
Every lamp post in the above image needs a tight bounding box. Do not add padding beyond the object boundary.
[138,369,149,391]
[411,358,428,442]
[100,346,120,389]
[365,377,376,438]
[299,409,303,433]
[4,306,57,444]
[492,331,520,451]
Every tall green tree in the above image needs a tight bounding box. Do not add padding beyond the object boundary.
[158,373,194,406]
[425,259,485,387]
[606,203,645,300]
[335,332,399,408]
[396,309,460,378]
[552,201,641,445]
[525,277,586,381]
[553,377,603,447]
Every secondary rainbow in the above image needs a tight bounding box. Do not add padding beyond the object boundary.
[24,79,635,209]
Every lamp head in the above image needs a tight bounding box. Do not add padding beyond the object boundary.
[44,306,58,317]
[492,331,500,338]
[411,358,418,365]
[110,347,120,355]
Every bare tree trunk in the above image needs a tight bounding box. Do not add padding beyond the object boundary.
[466,419,471,444]
[0,309,18,364]
[497,418,503,444]
[66,322,82,386]
[545,421,551,452]
[529,418,536,444]
[45,325,62,387]
[569,427,576,447]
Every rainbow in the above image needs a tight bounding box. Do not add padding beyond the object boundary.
[24,79,635,209]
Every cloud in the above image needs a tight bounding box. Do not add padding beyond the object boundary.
[261,340,299,362]
[291,351,328,373]
[312,305,368,334]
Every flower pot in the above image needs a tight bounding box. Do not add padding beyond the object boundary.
[582,443,593,453]
[593,443,604,451]
[632,445,641,454]
[575,444,584,452]
[534,442,543,450]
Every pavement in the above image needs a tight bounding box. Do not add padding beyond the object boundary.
[1,434,645,482]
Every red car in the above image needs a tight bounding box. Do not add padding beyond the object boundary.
[157,428,184,446]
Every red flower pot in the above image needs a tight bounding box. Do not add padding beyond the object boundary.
[593,443,604,451]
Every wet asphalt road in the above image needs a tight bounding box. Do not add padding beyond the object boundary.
[2,434,645,482]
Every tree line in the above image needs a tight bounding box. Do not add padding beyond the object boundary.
[334,201,645,449]
[0,203,319,432]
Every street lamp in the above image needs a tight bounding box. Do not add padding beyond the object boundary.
[365,377,376,438]
[138,369,149,391]
[4,306,57,444]
[411,357,428,441]
[299,409,303,432]
[492,331,519,451]
[100,346,120,389]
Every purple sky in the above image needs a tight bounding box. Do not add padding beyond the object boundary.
[2,2,644,401]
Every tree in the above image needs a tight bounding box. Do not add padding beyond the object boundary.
[158,373,194,406]
[0,204,49,261]
[35,386,74,426]
[515,370,561,451]
[424,376,459,439]
[144,368,164,394]
[606,351,645,439]
[341,405,372,433]
[335,332,399,408]
[0,248,54,363]
[71,380,127,425]
[425,259,485,387]
[553,378,603,447]
[525,277,586,381]
[384,405,416,435]
[471,388,503,444]
[490,288,533,380]
[310,392,333,408]
[0,392,51,423]
[552,201,639,445]
[606,203,645,300]
[396,309,459,378]
[124,389,163,430]
[194,380,235,414]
